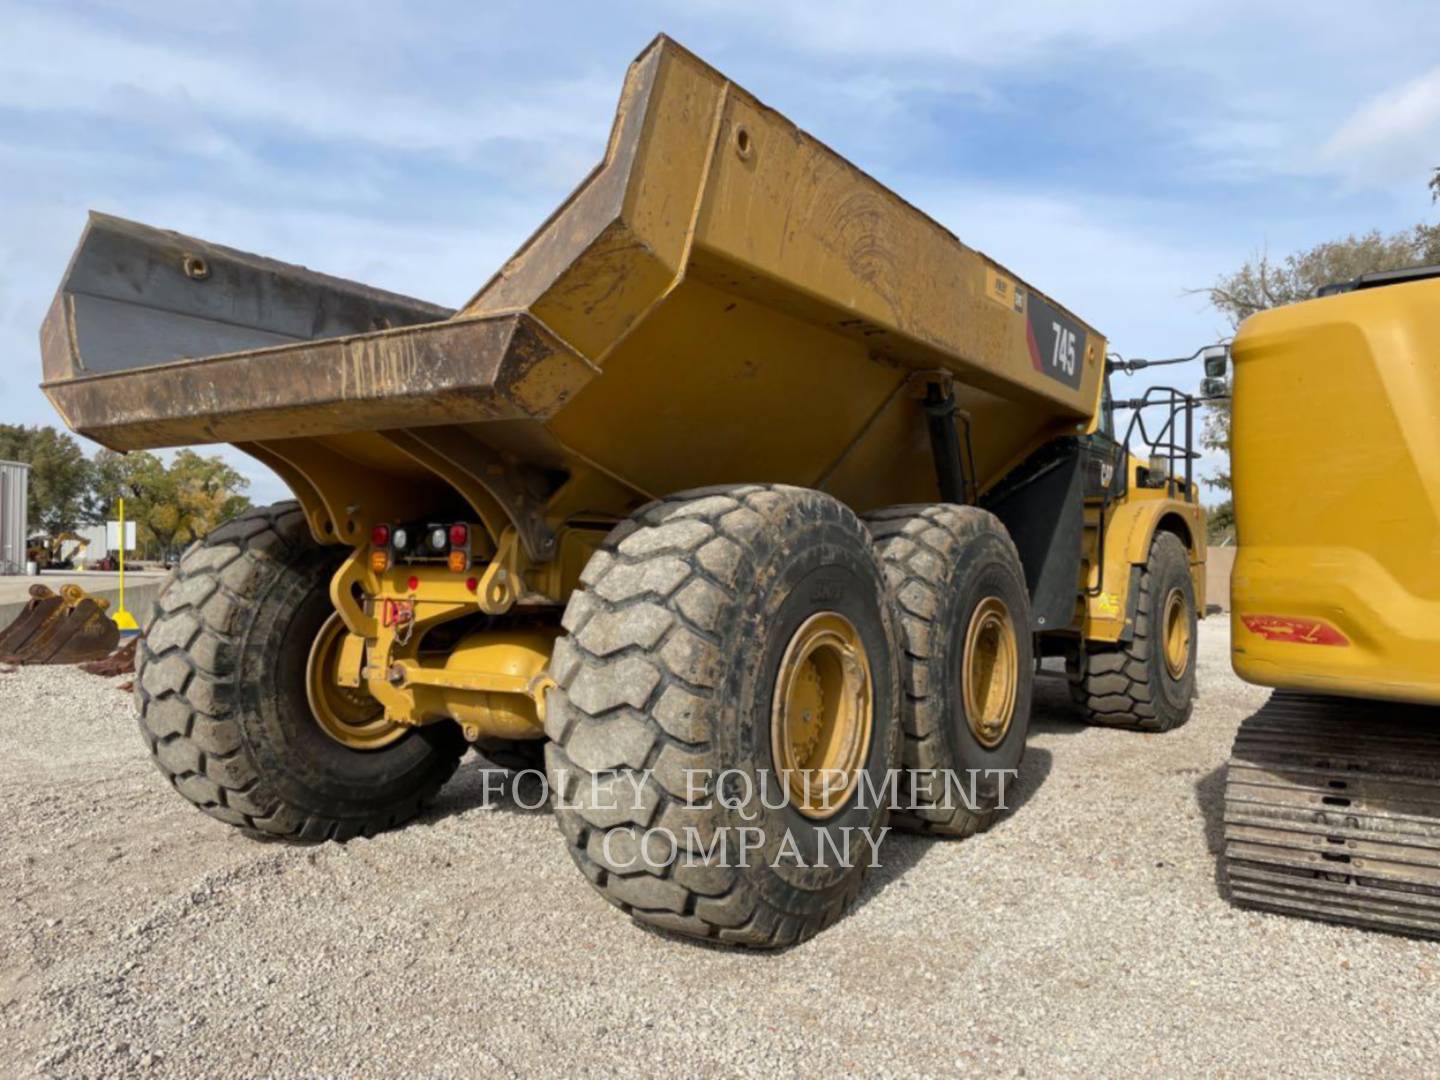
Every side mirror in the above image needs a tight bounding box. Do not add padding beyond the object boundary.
[1202,345,1229,379]
[1200,376,1229,398]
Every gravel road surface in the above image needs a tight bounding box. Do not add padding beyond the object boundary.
[3,621,1436,1077]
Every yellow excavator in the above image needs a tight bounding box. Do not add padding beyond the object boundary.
[1215,264,1440,937]
[27,531,90,571]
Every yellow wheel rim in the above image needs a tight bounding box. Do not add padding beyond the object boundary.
[770,612,873,820]
[306,612,405,751]
[963,596,1018,748]
[1162,588,1191,679]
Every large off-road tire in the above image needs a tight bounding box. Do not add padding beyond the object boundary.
[545,485,902,949]
[866,505,1032,837]
[135,502,465,840]
[1068,531,1197,732]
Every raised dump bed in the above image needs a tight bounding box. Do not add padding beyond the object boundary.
[38,35,1205,948]
[43,38,1103,542]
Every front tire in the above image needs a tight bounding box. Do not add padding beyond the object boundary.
[1068,531,1197,732]
[545,485,902,948]
[135,502,465,840]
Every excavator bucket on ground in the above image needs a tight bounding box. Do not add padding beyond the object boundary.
[0,584,121,665]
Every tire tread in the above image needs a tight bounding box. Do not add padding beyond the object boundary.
[135,501,459,840]
[548,484,885,948]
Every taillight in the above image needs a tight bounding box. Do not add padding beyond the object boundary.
[371,523,391,547]
[448,522,470,573]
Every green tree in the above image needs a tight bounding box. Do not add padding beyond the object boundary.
[168,449,251,551]
[88,448,250,558]
[0,424,94,534]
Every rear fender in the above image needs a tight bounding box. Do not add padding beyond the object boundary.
[1082,494,1206,643]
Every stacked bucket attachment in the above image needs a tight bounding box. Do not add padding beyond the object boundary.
[0,584,121,665]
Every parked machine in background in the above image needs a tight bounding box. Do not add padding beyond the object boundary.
[26,531,90,571]
[37,36,1205,947]
[1217,264,1440,937]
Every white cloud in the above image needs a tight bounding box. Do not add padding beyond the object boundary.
[683,0,1213,66]
[1322,66,1440,186]
[0,5,615,159]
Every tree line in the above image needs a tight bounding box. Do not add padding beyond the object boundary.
[0,425,251,561]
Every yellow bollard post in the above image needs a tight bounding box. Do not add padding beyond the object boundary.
[113,496,138,632]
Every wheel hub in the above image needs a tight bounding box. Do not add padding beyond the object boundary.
[1162,587,1191,679]
[307,612,406,750]
[963,596,1018,748]
[770,612,873,820]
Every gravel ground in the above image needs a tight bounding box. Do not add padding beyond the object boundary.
[3,620,1437,1078]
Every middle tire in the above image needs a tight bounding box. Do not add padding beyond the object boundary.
[545,484,902,949]
[865,504,1033,837]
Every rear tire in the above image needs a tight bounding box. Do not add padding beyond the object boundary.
[866,505,1032,837]
[135,502,465,840]
[545,485,902,948]
[1068,531,1197,732]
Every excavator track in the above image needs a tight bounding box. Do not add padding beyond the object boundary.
[1223,693,1440,939]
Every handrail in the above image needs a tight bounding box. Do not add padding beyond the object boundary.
[1083,385,1204,598]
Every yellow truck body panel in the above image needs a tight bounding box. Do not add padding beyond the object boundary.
[1230,276,1440,704]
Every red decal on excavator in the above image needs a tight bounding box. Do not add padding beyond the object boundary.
[1241,615,1349,646]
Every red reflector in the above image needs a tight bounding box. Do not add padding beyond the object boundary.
[465,577,478,593]
[371,523,390,547]
[1241,615,1349,647]
[449,523,469,547]
[407,575,419,592]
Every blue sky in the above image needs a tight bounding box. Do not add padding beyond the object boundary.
[2,0,1438,505]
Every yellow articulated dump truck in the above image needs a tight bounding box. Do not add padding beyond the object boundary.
[1218,264,1440,938]
[39,36,1204,947]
